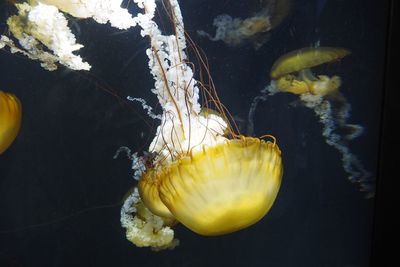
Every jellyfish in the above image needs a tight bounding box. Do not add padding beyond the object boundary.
[197,0,291,49]
[116,0,283,249]
[0,90,22,154]
[197,14,273,49]
[270,47,350,96]
[138,137,282,236]
[248,46,374,197]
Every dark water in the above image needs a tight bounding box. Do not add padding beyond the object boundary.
[0,0,391,266]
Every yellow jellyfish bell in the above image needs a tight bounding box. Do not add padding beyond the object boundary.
[270,47,350,96]
[139,137,283,236]
[270,47,350,79]
[0,90,22,154]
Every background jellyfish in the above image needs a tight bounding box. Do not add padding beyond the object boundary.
[0,90,22,154]
[197,0,292,49]
[249,46,374,197]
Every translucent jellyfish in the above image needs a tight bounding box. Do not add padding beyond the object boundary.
[117,0,283,249]
[197,14,272,49]
[198,0,291,49]
[249,46,373,197]
[0,90,22,154]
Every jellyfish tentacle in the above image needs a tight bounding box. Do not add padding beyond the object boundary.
[299,93,374,197]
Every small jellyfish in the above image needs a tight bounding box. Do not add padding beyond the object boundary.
[0,90,22,154]
[270,47,351,96]
[197,0,292,49]
[249,46,374,196]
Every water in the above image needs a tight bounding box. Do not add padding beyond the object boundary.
[0,0,390,266]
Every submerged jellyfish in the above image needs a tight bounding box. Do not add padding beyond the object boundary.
[198,0,292,49]
[2,0,284,250]
[270,47,350,96]
[117,0,283,249]
[249,46,373,197]
[139,137,282,236]
[0,90,22,154]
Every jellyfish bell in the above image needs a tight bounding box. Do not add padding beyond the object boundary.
[139,168,175,219]
[270,47,351,80]
[139,137,283,236]
[0,90,22,154]
[270,47,350,97]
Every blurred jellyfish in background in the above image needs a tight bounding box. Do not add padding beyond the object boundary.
[0,90,22,154]
[269,47,349,96]
[248,46,374,197]
[197,0,292,49]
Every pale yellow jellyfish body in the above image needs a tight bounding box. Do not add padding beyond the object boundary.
[118,0,284,248]
[257,46,373,197]
[140,137,282,236]
[270,47,350,96]
[0,90,22,154]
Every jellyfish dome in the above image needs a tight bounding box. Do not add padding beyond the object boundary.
[140,137,282,236]
[0,90,22,154]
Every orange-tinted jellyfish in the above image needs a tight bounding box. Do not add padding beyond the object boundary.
[0,90,22,154]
